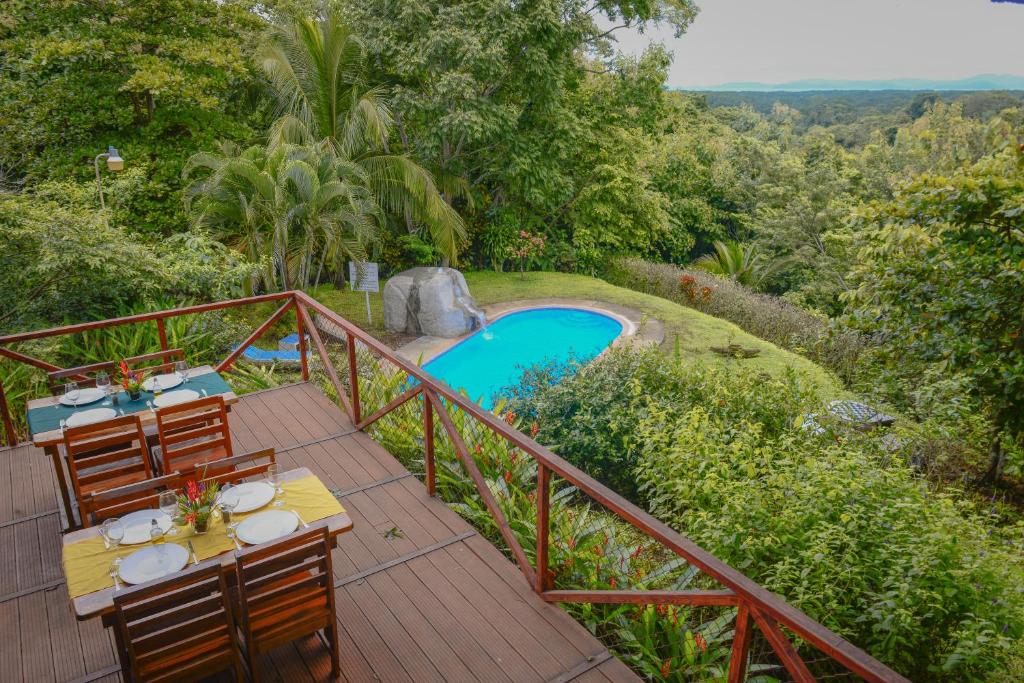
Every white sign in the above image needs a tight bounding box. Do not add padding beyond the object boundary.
[349,262,379,293]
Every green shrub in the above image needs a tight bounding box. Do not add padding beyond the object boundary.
[605,257,867,381]
[504,348,819,501]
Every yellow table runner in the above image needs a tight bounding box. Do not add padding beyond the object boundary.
[63,475,345,599]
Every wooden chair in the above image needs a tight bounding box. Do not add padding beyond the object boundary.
[113,561,244,683]
[180,448,276,487]
[47,349,185,395]
[154,395,233,475]
[63,415,154,522]
[235,524,340,681]
[79,472,182,527]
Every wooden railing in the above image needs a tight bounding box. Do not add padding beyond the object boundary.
[0,292,908,683]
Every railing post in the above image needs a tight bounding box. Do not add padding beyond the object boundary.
[156,318,169,352]
[0,381,16,447]
[535,463,551,593]
[296,300,309,381]
[423,391,435,496]
[346,332,360,424]
[728,604,752,683]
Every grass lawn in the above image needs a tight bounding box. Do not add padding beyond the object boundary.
[301,271,841,396]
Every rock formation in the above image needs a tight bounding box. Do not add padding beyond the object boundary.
[383,267,486,337]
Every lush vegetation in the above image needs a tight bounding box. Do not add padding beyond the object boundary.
[2,0,1023,680]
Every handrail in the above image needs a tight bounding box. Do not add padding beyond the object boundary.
[0,290,909,682]
[296,291,908,683]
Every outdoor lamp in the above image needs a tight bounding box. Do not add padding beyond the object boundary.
[94,146,125,212]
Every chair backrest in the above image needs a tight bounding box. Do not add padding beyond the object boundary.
[79,471,182,527]
[63,415,153,508]
[235,524,336,654]
[46,349,185,395]
[155,395,233,474]
[180,448,276,487]
[113,561,242,683]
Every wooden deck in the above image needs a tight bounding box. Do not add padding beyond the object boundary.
[0,382,638,683]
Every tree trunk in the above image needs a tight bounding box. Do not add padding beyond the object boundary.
[978,408,1010,486]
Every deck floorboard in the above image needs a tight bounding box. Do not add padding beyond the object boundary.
[0,382,636,682]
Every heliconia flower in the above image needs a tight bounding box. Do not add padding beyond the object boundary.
[660,659,672,677]
[695,633,708,652]
[530,422,539,438]
[504,471,512,484]
[609,577,616,589]
[474,444,482,455]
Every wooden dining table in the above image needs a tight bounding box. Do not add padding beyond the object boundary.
[64,467,353,623]
[28,365,238,531]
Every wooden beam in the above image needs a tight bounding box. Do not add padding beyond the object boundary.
[346,332,361,424]
[751,606,816,683]
[296,302,309,381]
[295,302,353,419]
[536,464,551,593]
[0,291,293,345]
[156,318,169,351]
[728,604,752,683]
[355,384,421,431]
[0,346,64,374]
[428,389,536,587]
[542,589,739,607]
[0,382,16,447]
[215,299,294,373]
[423,391,436,496]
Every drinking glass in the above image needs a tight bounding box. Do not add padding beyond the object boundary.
[64,381,80,407]
[267,464,284,506]
[175,360,189,384]
[159,491,179,536]
[219,483,237,525]
[102,518,125,551]
[96,372,111,405]
[149,519,165,546]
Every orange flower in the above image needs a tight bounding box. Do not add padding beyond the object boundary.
[504,471,512,484]
[660,659,672,677]
[695,632,707,652]
[609,577,616,589]
[530,422,539,438]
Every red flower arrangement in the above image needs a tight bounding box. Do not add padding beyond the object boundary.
[175,476,220,533]
[116,360,147,395]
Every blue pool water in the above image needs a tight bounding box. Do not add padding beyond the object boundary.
[423,307,623,408]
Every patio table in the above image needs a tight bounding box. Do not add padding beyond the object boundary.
[62,466,352,622]
[28,365,238,531]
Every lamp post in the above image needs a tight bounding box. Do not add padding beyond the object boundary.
[93,146,124,212]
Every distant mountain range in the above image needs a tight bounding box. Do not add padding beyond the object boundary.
[689,74,1024,93]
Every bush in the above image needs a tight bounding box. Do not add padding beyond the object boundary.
[604,257,867,381]
[504,348,819,502]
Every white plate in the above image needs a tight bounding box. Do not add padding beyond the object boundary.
[117,509,173,545]
[66,408,117,428]
[236,509,299,546]
[153,389,200,409]
[142,373,183,392]
[59,387,105,407]
[118,544,189,585]
[226,481,275,513]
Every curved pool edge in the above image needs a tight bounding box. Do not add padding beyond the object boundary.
[394,298,663,367]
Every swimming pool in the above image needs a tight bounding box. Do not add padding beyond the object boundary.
[422,307,623,408]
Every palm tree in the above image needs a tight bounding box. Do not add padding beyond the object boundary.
[692,240,774,288]
[258,11,466,263]
[184,140,379,291]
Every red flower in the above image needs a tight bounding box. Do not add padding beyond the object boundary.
[474,444,482,455]
[660,659,672,677]
[695,633,707,652]
[504,411,516,425]
[609,577,616,589]
[567,538,576,550]
[503,471,512,484]
[530,422,539,438]
[631,544,644,559]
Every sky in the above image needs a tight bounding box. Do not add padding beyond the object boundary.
[610,0,1024,88]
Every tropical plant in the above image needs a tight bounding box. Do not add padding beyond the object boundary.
[258,12,467,264]
[691,240,773,288]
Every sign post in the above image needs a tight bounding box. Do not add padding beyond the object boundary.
[348,261,379,325]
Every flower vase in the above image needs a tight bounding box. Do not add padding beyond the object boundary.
[128,389,142,401]
[192,516,210,535]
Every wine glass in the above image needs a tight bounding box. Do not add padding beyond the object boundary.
[267,464,284,506]
[174,360,189,384]
[159,491,179,536]
[96,372,111,405]
[102,518,125,552]
[64,381,80,407]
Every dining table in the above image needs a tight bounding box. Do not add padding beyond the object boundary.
[63,466,353,622]
[28,365,238,531]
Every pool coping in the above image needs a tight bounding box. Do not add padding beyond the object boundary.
[394,298,664,366]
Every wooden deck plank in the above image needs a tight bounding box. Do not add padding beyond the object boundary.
[1,381,635,683]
